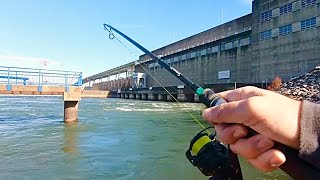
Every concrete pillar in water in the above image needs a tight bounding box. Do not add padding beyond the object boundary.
[121,93,125,98]
[194,94,200,103]
[129,94,135,99]
[63,89,81,123]
[117,93,121,98]
[141,94,147,100]
[136,94,141,100]
[177,93,187,102]
[167,94,173,102]
[148,94,155,101]
[64,101,79,123]
[125,93,129,99]
[158,94,163,101]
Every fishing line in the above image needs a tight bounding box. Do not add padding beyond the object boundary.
[105,28,210,132]
[105,28,135,54]
[106,27,178,95]
[106,27,181,96]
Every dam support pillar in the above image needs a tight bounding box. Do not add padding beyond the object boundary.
[148,94,158,101]
[129,94,136,99]
[63,89,81,123]
[167,94,175,102]
[158,94,165,101]
[141,94,148,100]
[177,93,187,102]
[136,94,141,100]
[194,94,200,103]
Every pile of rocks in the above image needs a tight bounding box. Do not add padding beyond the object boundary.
[278,66,320,103]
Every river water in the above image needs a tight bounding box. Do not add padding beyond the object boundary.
[0,96,291,180]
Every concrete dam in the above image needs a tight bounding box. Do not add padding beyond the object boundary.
[84,0,320,102]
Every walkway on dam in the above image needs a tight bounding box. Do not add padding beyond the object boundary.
[0,66,109,98]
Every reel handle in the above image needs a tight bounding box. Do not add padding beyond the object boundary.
[200,88,320,179]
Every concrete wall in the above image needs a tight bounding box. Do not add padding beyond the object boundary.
[252,0,320,83]
[137,0,320,87]
[92,77,131,90]
[139,14,252,62]
[136,30,252,88]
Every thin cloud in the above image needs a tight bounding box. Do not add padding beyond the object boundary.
[0,55,63,69]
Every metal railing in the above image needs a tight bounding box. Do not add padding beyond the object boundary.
[0,66,82,91]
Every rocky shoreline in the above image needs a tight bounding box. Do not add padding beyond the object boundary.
[278,66,320,103]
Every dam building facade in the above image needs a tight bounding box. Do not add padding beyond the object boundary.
[85,0,320,101]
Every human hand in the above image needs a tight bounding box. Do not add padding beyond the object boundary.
[202,86,302,172]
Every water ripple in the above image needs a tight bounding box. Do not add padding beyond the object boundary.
[0,96,289,180]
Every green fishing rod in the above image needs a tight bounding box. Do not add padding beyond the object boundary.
[103,24,320,179]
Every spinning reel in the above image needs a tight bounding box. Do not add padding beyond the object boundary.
[186,127,242,179]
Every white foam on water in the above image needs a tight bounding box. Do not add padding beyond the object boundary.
[114,107,173,112]
[115,107,134,112]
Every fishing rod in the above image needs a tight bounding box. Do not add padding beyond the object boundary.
[103,24,320,179]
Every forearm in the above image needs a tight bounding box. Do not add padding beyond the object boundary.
[299,100,320,167]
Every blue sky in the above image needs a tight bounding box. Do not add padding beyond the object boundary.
[0,0,252,77]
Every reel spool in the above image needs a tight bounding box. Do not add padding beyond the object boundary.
[186,127,240,179]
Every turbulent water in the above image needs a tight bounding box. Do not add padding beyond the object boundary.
[0,96,291,180]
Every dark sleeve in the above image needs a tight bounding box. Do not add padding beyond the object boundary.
[299,100,320,167]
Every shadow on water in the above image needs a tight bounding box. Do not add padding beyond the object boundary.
[62,122,79,155]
